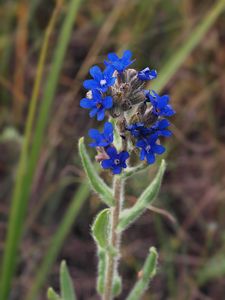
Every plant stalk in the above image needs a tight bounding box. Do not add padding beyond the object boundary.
[103,176,124,300]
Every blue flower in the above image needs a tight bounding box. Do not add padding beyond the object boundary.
[151,119,172,137]
[126,122,151,138]
[101,147,129,174]
[104,50,134,73]
[138,67,157,81]
[80,89,113,121]
[83,66,116,92]
[88,122,114,147]
[146,90,175,117]
[136,134,165,164]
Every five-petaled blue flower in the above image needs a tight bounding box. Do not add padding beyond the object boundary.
[80,89,113,121]
[151,119,172,137]
[136,134,165,164]
[104,50,134,73]
[83,66,116,93]
[145,90,175,117]
[126,122,151,138]
[89,122,114,147]
[101,147,129,174]
[138,67,157,81]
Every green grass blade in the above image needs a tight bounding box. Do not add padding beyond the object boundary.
[0,3,62,298]
[150,0,225,92]
[60,261,77,300]
[25,183,89,300]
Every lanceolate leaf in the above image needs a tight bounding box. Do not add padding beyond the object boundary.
[79,137,114,206]
[126,247,158,300]
[118,160,166,232]
[96,248,106,295]
[47,287,61,300]
[60,261,77,300]
[91,209,110,249]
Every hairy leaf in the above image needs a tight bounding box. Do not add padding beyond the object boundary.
[79,137,114,206]
[92,208,110,249]
[126,247,158,300]
[118,160,166,232]
[60,261,77,300]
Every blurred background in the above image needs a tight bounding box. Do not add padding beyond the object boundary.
[0,0,225,299]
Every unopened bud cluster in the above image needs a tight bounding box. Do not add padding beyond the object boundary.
[80,50,175,174]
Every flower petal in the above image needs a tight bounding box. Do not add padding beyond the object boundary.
[123,49,132,60]
[118,151,129,162]
[104,66,115,77]
[101,159,113,169]
[112,166,122,174]
[104,96,113,109]
[104,122,113,135]
[108,52,119,61]
[158,95,169,109]
[80,98,94,109]
[89,107,98,118]
[140,149,146,160]
[97,109,105,121]
[89,65,102,81]
[106,147,117,158]
[152,144,165,154]
[83,79,99,90]
[146,152,155,164]
[88,129,101,139]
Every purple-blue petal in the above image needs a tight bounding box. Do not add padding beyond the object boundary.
[103,96,113,109]
[89,107,98,118]
[89,65,103,81]
[106,147,117,158]
[97,109,105,121]
[83,79,99,90]
[112,166,122,174]
[80,98,94,109]
[152,144,165,154]
[102,159,113,169]
[104,122,114,135]
[108,52,119,61]
[146,152,155,164]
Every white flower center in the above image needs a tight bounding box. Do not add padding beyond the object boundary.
[145,145,151,153]
[100,79,107,86]
[114,159,120,165]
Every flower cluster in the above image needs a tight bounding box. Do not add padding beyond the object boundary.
[80,50,175,174]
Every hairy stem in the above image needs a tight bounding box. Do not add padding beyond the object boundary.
[103,176,124,300]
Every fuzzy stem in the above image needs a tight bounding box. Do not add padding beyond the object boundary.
[103,176,124,300]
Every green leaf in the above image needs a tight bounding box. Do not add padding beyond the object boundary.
[112,273,122,296]
[96,249,106,295]
[118,160,166,232]
[92,209,110,249]
[47,287,61,300]
[60,261,77,300]
[79,137,114,206]
[126,247,158,300]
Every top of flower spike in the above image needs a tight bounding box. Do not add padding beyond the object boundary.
[104,50,134,73]
[83,65,116,92]
[80,49,175,173]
